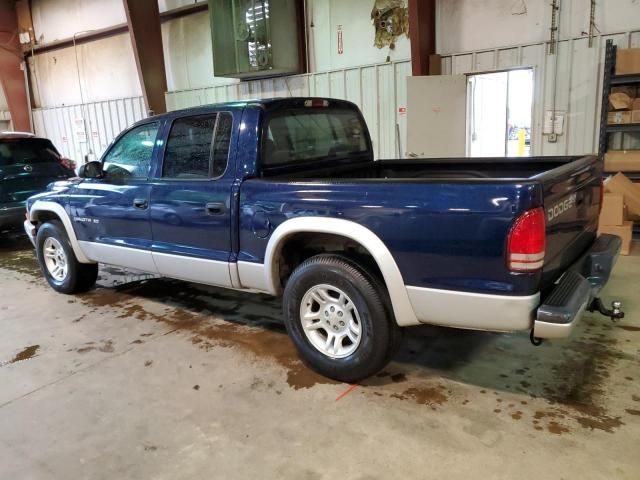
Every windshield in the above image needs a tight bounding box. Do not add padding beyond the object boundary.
[261,107,370,168]
[0,139,60,167]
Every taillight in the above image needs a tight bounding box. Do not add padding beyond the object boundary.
[304,99,329,108]
[60,157,76,170]
[507,207,546,272]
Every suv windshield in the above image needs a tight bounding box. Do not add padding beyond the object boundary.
[0,139,60,167]
[262,107,370,168]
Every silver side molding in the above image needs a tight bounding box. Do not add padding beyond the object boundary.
[79,241,157,272]
[247,217,420,327]
[406,286,540,331]
[152,251,232,288]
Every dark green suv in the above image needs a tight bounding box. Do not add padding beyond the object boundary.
[0,132,75,232]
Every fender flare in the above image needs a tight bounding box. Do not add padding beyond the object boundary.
[263,217,419,327]
[29,200,92,264]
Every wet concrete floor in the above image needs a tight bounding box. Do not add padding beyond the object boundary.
[1,234,639,479]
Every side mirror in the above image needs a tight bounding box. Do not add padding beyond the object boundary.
[78,161,103,179]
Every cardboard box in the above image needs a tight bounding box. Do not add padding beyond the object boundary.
[599,193,625,226]
[633,98,640,110]
[598,221,633,255]
[604,150,640,172]
[612,86,637,98]
[608,111,632,124]
[633,110,640,123]
[604,172,640,217]
[610,92,634,110]
[616,48,640,75]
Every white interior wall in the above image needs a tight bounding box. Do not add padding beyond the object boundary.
[29,33,141,108]
[27,0,640,106]
[437,0,640,54]
[31,0,126,43]
[306,0,411,72]
[27,0,640,161]
[161,10,237,91]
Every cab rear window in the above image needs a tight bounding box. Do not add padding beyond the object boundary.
[261,108,369,168]
[0,139,60,167]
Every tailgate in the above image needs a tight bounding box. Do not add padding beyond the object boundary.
[537,155,602,295]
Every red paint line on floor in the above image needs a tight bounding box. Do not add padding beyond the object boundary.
[335,384,359,401]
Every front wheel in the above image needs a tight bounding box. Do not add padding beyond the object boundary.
[283,254,399,383]
[36,220,98,294]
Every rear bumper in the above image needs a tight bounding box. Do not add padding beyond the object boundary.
[533,234,621,338]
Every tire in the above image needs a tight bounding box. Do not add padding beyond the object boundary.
[283,254,400,383]
[35,220,98,294]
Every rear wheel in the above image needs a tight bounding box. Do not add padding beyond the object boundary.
[283,254,400,383]
[36,220,98,294]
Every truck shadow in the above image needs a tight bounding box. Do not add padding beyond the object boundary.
[94,270,628,414]
[1,250,629,419]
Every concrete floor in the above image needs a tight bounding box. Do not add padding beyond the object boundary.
[0,236,639,480]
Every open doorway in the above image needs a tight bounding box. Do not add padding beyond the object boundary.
[467,68,534,157]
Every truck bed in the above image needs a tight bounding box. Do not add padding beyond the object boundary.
[242,155,601,299]
[262,156,587,181]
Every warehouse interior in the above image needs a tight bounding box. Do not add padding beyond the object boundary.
[1,0,640,478]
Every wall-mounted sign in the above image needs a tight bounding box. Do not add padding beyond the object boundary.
[337,25,344,55]
[543,110,565,135]
[73,117,87,143]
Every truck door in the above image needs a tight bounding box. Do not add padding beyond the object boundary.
[68,121,161,272]
[149,111,235,287]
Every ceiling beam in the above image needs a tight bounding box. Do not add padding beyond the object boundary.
[123,0,168,115]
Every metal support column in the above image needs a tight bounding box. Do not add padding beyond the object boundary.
[0,1,31,132]
[407,0,436,76]
[123,0,168,115]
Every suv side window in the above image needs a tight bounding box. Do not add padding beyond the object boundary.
[163,114,217,179]
[103,122,159,180]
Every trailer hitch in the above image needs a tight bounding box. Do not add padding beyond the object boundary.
[588,297,624,321]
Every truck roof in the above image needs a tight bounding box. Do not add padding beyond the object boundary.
[145,97,357,124]
[0,131,44,141]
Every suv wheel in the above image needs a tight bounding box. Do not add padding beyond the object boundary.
[36,220,98,294]
[283,254,399,383]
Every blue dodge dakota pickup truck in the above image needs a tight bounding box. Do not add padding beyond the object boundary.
[24,98,622,382]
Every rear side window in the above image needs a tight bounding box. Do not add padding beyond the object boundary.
[262,107,369,167]
[163,112,233,179]
[163,114,217,178]
[0,139,60,167]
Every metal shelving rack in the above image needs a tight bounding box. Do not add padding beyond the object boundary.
[599,39,640,164]
[599,40,640,238]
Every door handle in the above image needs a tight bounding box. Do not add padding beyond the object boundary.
[133,198,148,209]
[205,202,226,215]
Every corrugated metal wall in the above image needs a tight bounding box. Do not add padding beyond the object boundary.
[441,31,640,156]
[31,30,640,163]
[166,30,640,159]
[31,96,147,161]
